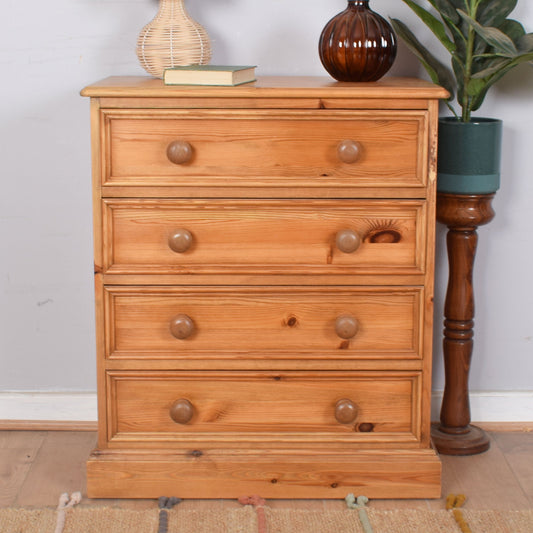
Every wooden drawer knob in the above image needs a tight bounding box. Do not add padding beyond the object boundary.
[170,314,195,340]
[168,229,193,253]
[335,398,359,424]
[167,140,193,165]
[170,399,194,424]
[336,229,361,253]
[337,140,361,164]
[335,314,359,339]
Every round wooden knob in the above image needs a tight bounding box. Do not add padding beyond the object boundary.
[170,314,195,340]
[335,315,359,339]
[167,140,193,165]
[168,229,193,253]
[169,399,194,424]
[335,399,359,424]
[337,140,361,164]
[336,229,361,254]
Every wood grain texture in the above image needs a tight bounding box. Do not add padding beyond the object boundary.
[99,184,430,200]
[432,194,496,455]
[104,286,422,361]
[0,421,97,431]
[103,199,425,276]
[83,76,443,499]
[104,110,426,189]
[87,449,441,500]
[80,76,450,99]
[105,370,420,445]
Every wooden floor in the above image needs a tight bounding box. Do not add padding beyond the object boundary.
[1,430,532,510]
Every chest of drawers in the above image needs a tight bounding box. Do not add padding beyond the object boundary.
[81,76,447,499]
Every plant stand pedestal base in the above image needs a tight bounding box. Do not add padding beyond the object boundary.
[431,192,495,456]
[431,423,490,456]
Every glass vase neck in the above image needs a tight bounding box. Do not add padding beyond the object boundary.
[348,1,370,7]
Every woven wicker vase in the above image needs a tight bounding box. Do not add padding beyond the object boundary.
[136,0,212,79]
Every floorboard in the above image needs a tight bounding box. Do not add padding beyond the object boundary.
[433,433,530,510]
[14,431,96,507]
[492,431,533,506]
[0,431,46,507]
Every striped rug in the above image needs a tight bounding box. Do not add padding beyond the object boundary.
[1,505,532,533]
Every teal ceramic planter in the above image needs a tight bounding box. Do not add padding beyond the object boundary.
[437,117,502,194]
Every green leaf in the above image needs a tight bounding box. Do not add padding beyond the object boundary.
[457,9,518,56]
[449,21,469,62]
[401,0,455,52]
[474,52,533,78]
[476,0,517,27]
[469,51,533,111]
[426,0,460,24]
[471,58,512,79]
[499,19,526,43]
[518,33,533,53]
[511,51,533,63]
[470,84,492,112]
[470,62,514,111]
[466,77,487,97]
[452,55,466,110]
[446,0,466,9]
[390,18,456,98]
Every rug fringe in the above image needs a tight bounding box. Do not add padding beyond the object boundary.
[54,492,81,533]
[157,496,181,533]
[446,493,472,533]
[238,495,267,533]
[346,494,374,533]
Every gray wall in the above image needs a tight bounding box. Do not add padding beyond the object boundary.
[1,0,532,397]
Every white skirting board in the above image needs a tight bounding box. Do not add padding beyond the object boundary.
[431,390,533,423]
[0,390,532,423]
[0,392,97,422]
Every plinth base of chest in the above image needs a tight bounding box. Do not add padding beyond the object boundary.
[87,447,441,499]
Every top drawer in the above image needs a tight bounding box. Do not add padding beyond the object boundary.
[101,109,428,192]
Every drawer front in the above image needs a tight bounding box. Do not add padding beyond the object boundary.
[106,371,421,445]
[104,287,422,360]
[103,110,427,189]
[103,200,426,276]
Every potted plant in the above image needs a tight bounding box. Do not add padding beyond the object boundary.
[391,1,532,456]
[391,0,533,194]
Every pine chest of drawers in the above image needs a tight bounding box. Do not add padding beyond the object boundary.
[81,76,447,499]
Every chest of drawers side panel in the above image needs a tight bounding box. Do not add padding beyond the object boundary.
[418,98,440,448]
[89,97,111,451]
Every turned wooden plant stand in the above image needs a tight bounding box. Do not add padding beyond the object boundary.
[431,192,495,455]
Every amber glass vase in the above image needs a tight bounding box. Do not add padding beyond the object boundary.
[319,0,397,82]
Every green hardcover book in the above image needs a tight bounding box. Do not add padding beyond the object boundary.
[163,65,256,86]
